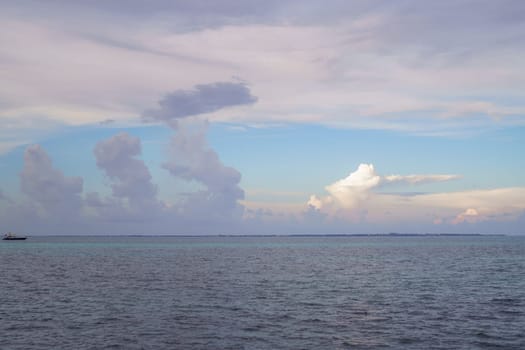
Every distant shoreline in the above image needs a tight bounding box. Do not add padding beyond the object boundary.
[18,233,509,237]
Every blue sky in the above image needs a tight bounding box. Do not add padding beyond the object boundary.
[1,0,524,234]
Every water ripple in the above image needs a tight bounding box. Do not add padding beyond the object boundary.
[1,235,524,349]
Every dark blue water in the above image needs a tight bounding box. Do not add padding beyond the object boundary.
[1,235,524,349]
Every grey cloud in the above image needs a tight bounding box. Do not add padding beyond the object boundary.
[20,144,84,215]
[6,1,523,28]
[4,0,524,62]
[377,1,525,52]
[163,121,244,221]
[77,32,215,64]
[1,0,285,31]
[93,132,163,217]
[0,188,12,203]
[99,119,115,125]
[141,82,249,225]
[29,0,273,17]
[1,145,91,234]
[6,1,522,78]
[143,82,257,123]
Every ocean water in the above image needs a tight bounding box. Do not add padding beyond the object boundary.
[1,235,524,349]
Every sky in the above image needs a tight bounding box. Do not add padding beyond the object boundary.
[1,0,524,235]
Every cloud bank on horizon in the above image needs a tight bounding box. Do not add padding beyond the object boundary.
[4,138,524,234]
[0,0,524,234]
[306,164,525,230]
[0,81,261,234]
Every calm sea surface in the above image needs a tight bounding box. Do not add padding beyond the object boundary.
[1,235,524,349]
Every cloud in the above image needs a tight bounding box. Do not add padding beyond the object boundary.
[310,163,459,211]
[383,174,461,185]
[409,188,525,227]
[93,132,164,218]
[0,116,66,155]
[6,1,524,35]
[0,188,11,202]
[1,145,92,233]
[142,82,257,123]
[321,163,380,209]
[19,144,84,215]
[99,119,115,125]
[303,164,525,232]
[2,1,525,147]
[0,2,523,235]
[163,120,245,222]
[2,143,524,234]
[141,85,248,225]
[0,0,525,141]
[452,208,481,225]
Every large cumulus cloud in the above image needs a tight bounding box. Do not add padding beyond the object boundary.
[0,79,258,234]
[303,163,525,232]
[308,163,460,212]
[143,82,256,223]
[163,120,245,222]
[90,132,164,219]
[20,144,84,216]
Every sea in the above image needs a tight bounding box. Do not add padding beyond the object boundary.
[1,235,524,349]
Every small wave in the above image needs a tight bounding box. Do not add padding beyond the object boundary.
[491,297,521,306]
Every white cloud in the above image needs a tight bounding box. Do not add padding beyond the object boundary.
[303,164,525,229]
[311,163,459,211]
[384,174,461,185]
[452,208,480,225]
[323,163,380,209]
[307,195,323,210]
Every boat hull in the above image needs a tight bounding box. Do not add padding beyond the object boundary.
[2,237,27,240]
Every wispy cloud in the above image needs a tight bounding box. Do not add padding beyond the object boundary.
[383,174,461,185]
[2,1,525,148]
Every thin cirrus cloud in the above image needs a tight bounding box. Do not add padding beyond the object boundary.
[1,0,524,153]
[383,174,461,185]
